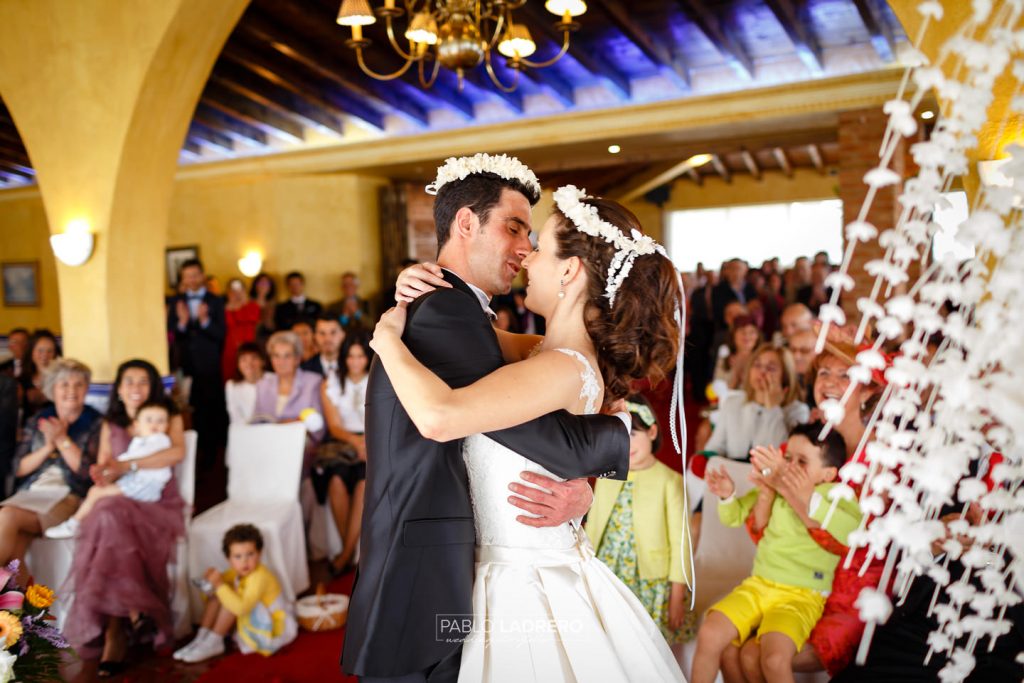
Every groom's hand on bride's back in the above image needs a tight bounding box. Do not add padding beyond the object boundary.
[508,471,594,527]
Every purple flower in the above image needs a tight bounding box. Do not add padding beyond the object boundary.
[26,620,69,649]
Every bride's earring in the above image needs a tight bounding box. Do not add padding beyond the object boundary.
[558,278,565,299]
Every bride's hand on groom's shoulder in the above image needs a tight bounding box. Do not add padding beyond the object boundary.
[372,303,408,349]
[395,261,451,303]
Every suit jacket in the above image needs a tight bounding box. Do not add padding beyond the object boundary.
[710,280,758,330]
[273,298,322,331]
[342,271,629,678]
[168,291,226,378]
[300,354,334,378]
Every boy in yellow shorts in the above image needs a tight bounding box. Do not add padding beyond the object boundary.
[691,422,861,683]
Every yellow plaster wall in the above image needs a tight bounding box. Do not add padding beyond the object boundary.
[168,173,390,303]
[0,193,60,331]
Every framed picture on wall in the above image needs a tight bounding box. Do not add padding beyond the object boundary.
[2,261,40,307]
[166,245,199,290]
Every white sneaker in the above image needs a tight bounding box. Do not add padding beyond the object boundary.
[44,518,79,539]
[173,628,212,661]
[179,632,225,663]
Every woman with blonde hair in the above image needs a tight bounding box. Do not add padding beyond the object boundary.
[704,343,809,462]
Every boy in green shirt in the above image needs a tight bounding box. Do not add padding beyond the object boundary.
[691,422,861,683]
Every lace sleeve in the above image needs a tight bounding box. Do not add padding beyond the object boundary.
[551,348,601,414]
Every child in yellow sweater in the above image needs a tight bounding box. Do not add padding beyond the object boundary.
[174,524,297,662]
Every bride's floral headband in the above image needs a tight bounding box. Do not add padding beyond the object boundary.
[425,152,541,199]
[552,185,666,306]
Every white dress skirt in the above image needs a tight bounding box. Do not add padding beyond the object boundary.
[457,349,685,682]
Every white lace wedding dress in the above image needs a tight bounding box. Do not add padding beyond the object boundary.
[458,349,685,682]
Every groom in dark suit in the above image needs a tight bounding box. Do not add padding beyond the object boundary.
[342,166,630,682]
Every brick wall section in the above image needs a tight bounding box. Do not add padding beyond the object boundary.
[837,107,908,322]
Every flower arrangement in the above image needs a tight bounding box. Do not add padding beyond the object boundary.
[812,1,1024,679]
[0,560,70,682]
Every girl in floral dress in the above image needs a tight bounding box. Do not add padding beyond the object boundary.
[586,393,695,644]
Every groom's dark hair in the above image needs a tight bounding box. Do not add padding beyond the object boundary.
[433,173,541,254]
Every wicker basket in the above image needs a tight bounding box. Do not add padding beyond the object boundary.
[296,591,349,632]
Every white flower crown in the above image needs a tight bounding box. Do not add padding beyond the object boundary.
[424,152,541,198]
[552,185,666,306]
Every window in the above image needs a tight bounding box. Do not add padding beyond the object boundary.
[666,199,844,272]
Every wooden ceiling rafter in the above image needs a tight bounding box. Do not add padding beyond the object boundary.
[772,146,793,177]
[807,143,826,174]
[188,122,235,153]
[201,80,305,143]
[193,104,269,146]
[517,1,631,101]
[851,0,897,62]
[709,153,731,183]
[740,148,762,180]
[672,0,755,81]
[764,0,824,73]
[594,0,690,91]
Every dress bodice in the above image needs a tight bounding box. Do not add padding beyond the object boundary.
[462,349,600,549]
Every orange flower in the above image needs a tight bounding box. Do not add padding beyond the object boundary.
[0,611,22,647]
[26,584,55,610]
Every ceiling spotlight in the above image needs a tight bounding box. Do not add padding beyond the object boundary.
[921,110,936,120]
[608,144,621,154]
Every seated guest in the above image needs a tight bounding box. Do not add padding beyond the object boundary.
[253,332,324,473]
[302,314,345,378]
[274,271,321,331]
[705,343,809,461]
[226,342,265,426]
[317,334,372,574]
[291,319,317,364]
[693,424,858,683]
[787,328,819,406]
[174,524,297,663]
[63,359,186,675]
[713,315,762,391]
[222,278,261,384]
[796,262,833,315]
[776,302,815,346]
[0,375,17,497]
[327,271,371,329]
[19,329,62,421]
[0,359,100,583]
[0,327,29,378]
[493,306,520,333]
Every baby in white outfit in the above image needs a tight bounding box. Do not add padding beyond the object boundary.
[46,401,173,539]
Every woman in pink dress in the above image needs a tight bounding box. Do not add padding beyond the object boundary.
[222,278,261,383]
[64,359,186,677]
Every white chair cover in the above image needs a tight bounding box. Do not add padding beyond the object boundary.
[170,430,197,637]
[187,423,309,620]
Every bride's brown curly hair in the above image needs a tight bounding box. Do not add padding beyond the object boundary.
[552,197,682,404]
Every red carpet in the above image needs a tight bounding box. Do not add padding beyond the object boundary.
[196,573,357,683]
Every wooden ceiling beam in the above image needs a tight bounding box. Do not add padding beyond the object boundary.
[211,62,347,135]
[0,125,25,148]
[807,143,826,174]
[710,153,731,183]
[594,0,690,91]
[193,104,269,146]
[673,0,754,80]
[222,41,391,129]
[740,148,762,180]
[462,69,524,113]
[764,0,824,73]
[201,81,305,143]
[181,139,203,159]
[0,160,34,179]
[239,15,430,125]
[685,166,703,185]
[772,146,793,177]
[611,157,703,202]
[850,0,896,62]
[511,63,575,108]
[189,122,234,153]
[517,2,630,100]
[0,142,30,167]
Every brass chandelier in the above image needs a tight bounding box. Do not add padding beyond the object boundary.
[335,0,588,92]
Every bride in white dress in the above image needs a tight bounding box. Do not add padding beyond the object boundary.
[371,186,687,682]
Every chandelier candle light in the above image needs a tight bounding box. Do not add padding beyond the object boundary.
[336,0,587,92]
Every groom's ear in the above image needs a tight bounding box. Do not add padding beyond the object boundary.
[452,206,477,240]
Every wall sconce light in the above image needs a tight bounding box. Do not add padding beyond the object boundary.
[238,250,263,277]
[50,218,94,266]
